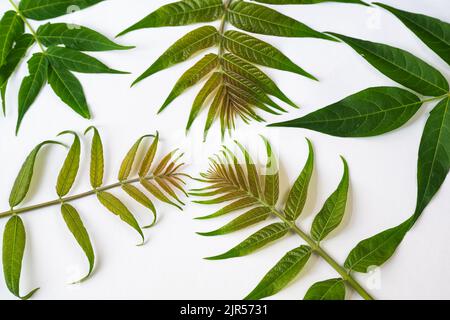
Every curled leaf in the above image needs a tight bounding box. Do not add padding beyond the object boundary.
[56,131,81,197]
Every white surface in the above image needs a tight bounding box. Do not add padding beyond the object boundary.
[0,0,449,300]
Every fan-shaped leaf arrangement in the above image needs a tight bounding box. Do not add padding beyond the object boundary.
[118,0,367,140]
[193,137,390,300]
[0,0,133,133]
[0,128,188,299]
[270,2,450,273]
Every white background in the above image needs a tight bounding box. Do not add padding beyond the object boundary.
[0,0,449,300]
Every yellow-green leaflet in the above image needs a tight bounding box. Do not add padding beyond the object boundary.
[2,216,39,300]
[56,131,81,197]
[261,135,279,206]
[284,139,314,221]
[9,140,64,208]
[97,191,144,244]
[235,141,262,197]
[118,134,153,181]
[141,179,182,210]
[122,184,157,228]
[139,132,159,177]
[61,203,94,283]
[85,126,104,189]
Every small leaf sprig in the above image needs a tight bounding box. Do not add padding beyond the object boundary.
[194,136,378,300]
[117,0,367,140]
[0,0,133,133]
[0,127,188,299]
[270,2,450,276]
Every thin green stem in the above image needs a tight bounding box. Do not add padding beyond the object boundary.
[0,175,156,219]
[218,0,233,57]
[8,0,45,52]
[421,93,450,104]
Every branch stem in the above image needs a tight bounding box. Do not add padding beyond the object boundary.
[8,0,45,52]
[218,0,233,57]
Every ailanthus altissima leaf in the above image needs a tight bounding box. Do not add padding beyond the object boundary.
[374,2,450,66]
[122,184,157,228]
[56,131,81,197]
[85,126,104,189]
[118,135,153,181]
[0,11,24,66]
[329,32,449,96]
[2,216,39,300]
[139,133,159,178]
[19,0,104,21]
[270,87,423,137]
[117,0,225,36]
[304,278,346,300]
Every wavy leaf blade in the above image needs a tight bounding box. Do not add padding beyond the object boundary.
[3,216,39,300]
[329,32,449,96]
[9,141,62,208]
[414,97,450,219]
[270,87,423,137]
[48,63,90,119]
[37,23,133,51]
[304,278,346,300]
[61,204,95,283]
[245,246,312,300]
[344,219,411,273]
[375,3,450,66]
[228,1,332,40]
[56,132,81,197]
[223,30,315,78]
[284,139,314,221]
[205,223,290,260]
[311,157,349,241]
[19,0,104,20]
[133,26,219,85]
[118,0,224,36]
[17,53,49,133]
[97,191,144,243]
[85,127,104,189]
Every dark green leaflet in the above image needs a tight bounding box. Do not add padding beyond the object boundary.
[133,26,219,86]
[117,0,225,36]
[228,1,333,40]
[9,141,63,208]
[97,191,144,244]
[304,278,346,300]
[311,157,349,241]
[197,207,271,236]
[0,11,24,66]
[223,30,316,79]
[270,87,423,137]
[56,131,81,197]
[345,218,411,273]
[253,0,367,4]
[46,46,128,74]
[205,223,290,260]
[37,23,133,51]
[19,0,105,21]
[329,32,449,96]
[85,126,104,189]
[3,216,39,300]
[48,63,90,119]
[375,3,450,66]
[414,97,450,220]
[245,246,312,300]
[160,53,219,113]
[17,53,49,133]
[118,135,153,181]
[284,139,314,221]
[61,204,95,283]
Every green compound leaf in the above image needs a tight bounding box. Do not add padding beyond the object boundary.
[284,139,314,221]
[3,216,39,300]
[205,222,290,260]
[329,32,449,96]
[245,246,312,300]
[37,23,133,51]
[61,203,95,283]
[133,26,220,86]
[19,0,105,21]
[118,0,225,36]
[56,131,81,197]
[311,157,349,241]
[9,140,64,208]
[304,278,346,300]
[270,87,423,137]
[374,2,450,66]
[228,1,333,40]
